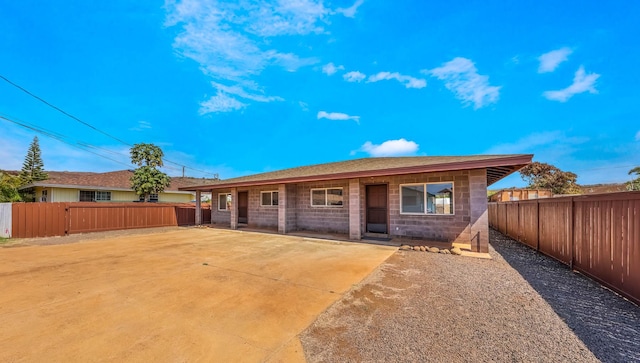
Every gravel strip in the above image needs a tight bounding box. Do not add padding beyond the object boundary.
[490,229,640,362]
[300,229,636,362]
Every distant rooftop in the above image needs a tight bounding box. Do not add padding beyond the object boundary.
[19,170,219,192]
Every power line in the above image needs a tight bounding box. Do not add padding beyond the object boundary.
[1,113,203,176]
[0,75,131,146]
[0,74,218,177]
[0,115,132,168]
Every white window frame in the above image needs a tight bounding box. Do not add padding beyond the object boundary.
[138,193,159,202]
[400,182,455,216]
[96,191,112,201]
[218,193,232,211]
[260,191,279,207]
[310,187,344,207]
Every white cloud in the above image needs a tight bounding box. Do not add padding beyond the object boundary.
[485,131,588,155]
[298,101,309,111]
[543,66,600,102]
[322,62,344,75]
[426,57,500,109]
[635,131,640,141]
[343,71,366,82]
[367,72,427,89]
[356,138,419,157]
[129,120,152,131]
[538,47,573,73]
[317,111,360,123]
[199,92,247,114]
[165,0,332,114]
[336,0,364,18]
[210,81,283,103]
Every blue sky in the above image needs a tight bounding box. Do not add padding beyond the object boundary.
[1,0,638,189]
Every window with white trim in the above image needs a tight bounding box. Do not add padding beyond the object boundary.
[400,183,454,215]
[96,191,112,201]
[138,193,158,202]
[80,190,111,202]
[218,193,231,211]
[310,188,343,207]
[261,191,279,206]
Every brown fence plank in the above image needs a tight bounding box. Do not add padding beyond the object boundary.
[538,198,572,264]
[506,203,519,240]
[518,201,538,249]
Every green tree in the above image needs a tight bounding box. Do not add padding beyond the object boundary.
[19,136,48,185]
[519,161,582,195]
[129,143,170,202]
[0,171,22,202]
[627,167,640,191]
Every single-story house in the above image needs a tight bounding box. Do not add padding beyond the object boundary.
[19,170,214,203]
[181,155,532,252]
[489,188,552,202]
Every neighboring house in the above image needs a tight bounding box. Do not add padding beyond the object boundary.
[581,183,628,194]
[489,188,552,202]
[181,155,533,252]
[19,170,215,203]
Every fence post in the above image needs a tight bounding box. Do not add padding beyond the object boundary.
[536,199,540,252]
[64,203,70,236]
[569,196,574,270]
[517,201,520,241]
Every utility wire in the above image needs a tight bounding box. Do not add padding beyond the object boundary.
[0,75,131,146]
[0,74,218,177]
[0,115,132,168]
[1,113,194,175]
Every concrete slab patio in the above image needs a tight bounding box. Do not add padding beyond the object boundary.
[0,228,396,362]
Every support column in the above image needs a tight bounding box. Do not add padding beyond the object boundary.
[230,188,238,230]
[348,178,361,240]
[210,189,215,226]
[195,190,202,226]
[277,184,286,234]
[469,169,489,252]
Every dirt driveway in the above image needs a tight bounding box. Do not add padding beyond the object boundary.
[0,228,396,362]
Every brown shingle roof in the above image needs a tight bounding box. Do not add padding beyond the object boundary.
[180,154,533,191]
[21,170,217,192]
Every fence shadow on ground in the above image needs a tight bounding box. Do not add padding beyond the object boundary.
[490,229,640,363]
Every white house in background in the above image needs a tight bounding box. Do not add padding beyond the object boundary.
[19,170,215,203]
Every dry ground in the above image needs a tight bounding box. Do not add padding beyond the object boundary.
[0,228,396,362]
[301,233,601,362]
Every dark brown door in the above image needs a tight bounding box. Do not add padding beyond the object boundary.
[238,191,248,224]
[366,184,388,234]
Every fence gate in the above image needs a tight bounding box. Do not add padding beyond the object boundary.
[0,203,11,238]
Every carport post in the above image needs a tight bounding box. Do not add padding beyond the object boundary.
[278,184,287,234]
[348,178,361,240]
[230,188,238,230]
[195,190,202,225]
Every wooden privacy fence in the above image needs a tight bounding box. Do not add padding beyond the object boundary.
[11,202,212,239]
[489,191,640,306]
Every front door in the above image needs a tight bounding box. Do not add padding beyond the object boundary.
[366,184,388,234]
[238,191,248,224]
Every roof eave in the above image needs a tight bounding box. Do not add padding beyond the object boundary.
[181,154,533,191]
